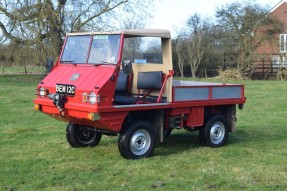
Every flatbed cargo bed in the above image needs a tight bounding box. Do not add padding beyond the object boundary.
[172,80,244,102]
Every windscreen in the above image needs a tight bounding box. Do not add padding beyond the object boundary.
[60,34,121,65]
[88,35,120,64]
[61,35,90,64]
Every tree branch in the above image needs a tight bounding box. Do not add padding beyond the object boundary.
[1,4,42,22]
[0,21,24,43]
[78,0,128,29]
[0,6,16,20]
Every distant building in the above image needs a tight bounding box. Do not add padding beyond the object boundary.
[255,0,287,78]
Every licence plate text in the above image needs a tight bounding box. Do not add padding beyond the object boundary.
[56,84,75,95]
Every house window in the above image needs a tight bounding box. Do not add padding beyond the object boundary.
[280,34,287,52]
[272,56,287,68]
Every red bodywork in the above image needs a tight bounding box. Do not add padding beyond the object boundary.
[34,63,128,132]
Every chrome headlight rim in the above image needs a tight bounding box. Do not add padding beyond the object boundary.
[89,92,97,104]
[39,86,46,97]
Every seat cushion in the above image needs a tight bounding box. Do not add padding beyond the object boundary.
[114,95,159,105]
[137,71,162,90]
[115,70,129,92]
[114,95,138,105]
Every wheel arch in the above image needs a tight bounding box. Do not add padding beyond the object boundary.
[121,109,165,142]
[204,105,237,132]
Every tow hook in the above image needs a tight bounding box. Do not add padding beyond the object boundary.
[48,93,67,115]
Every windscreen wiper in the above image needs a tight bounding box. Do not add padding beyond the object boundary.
[61,60,75,63]
[100,61,110,64]
[92,61,115,66]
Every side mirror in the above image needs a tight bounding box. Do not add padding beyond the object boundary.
[45,58,54,73]
[122,60,132,75]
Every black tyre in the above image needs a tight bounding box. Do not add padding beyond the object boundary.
[118,121,156,159]
[198,126,205,146]
[199,115,229,147]
[66,123,102,147]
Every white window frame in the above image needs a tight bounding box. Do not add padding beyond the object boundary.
[280,34,287,53]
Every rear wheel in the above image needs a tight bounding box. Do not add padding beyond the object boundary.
[118,121,156,159]
[66,123,102,147]
[199,115,229,147]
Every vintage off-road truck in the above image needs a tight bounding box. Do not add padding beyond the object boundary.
[34,29,246,159]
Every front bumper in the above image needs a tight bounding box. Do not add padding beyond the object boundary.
[33,98,126,132]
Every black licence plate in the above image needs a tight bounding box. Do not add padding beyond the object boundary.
[56,84,75,95]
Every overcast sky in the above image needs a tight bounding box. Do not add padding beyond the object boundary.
[147,0,282,37]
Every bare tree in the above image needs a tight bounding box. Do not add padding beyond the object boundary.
[172,14,212,78]
[174,36,186,77]
[0,0,153,64]
[185,14,209,78]
[186,35,204,78]
[216,1,283,76]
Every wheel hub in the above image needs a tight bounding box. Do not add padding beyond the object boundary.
[210,122,225,144]
[76,126,96,144]
[136,136,145,147]
[130,129,151,156]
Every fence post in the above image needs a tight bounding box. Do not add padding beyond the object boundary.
[262,57,265,80]
[223,53,226,70]
[2,62,4,76]
[24,63,27,76]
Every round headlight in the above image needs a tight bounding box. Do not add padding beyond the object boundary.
[39,87,45,97]
[89,92,97,104]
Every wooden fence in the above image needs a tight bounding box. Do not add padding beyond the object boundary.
[1,64,46,76]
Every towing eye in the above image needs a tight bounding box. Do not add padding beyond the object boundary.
[48,93,67,115]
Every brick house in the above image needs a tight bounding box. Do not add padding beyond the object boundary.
[255,0,287,78]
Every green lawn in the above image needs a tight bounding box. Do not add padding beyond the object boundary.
[0,76,286,191]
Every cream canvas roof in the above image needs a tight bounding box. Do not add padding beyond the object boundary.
[67,29,171,39]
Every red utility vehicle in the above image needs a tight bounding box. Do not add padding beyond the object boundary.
[34,29,246,159]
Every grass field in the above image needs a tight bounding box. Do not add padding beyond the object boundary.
[0,76,286,191]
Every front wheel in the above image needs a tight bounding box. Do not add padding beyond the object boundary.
[118,121,156,159]
[66,123,102,148]
[199,115,229,147]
